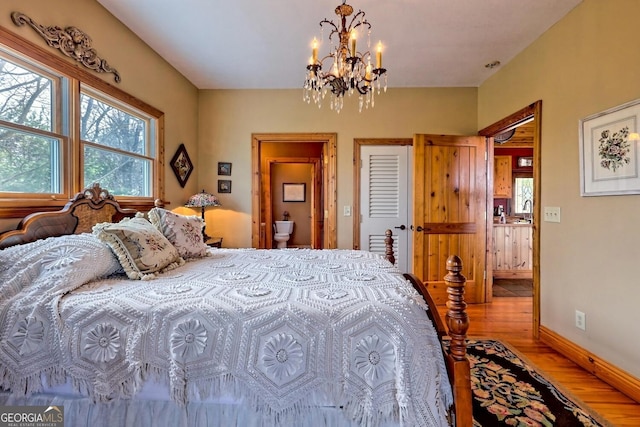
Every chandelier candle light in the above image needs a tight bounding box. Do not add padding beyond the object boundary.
[185,189,221,240]
[303,1,388,113]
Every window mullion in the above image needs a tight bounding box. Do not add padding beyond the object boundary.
[69,78,81,194]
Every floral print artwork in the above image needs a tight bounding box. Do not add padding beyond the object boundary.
[598,126,631,172]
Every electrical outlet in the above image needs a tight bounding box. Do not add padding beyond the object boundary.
[575,310,586,331]
[544,206,561,223]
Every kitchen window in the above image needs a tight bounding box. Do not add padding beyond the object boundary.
[513,175,533,216]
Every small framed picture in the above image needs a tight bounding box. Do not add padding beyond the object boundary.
[170,143,193,188]
[218,179,232,193]
[283,183,306,202]
[218,162,232,176]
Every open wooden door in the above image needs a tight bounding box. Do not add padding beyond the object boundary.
[413,134,488,304]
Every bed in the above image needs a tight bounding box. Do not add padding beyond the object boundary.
[0,184,471,427]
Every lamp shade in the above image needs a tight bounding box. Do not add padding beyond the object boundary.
[185,190,221,208]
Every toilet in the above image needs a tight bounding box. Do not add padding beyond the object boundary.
[273,221,294,248]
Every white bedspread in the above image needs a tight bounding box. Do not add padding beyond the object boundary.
[0,234,452,426]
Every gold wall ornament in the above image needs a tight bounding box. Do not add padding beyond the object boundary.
[11,11,121,83]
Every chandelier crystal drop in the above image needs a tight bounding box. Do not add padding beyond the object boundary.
[303,1,388,113]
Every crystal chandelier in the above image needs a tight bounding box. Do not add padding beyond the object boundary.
[303,1,388,113]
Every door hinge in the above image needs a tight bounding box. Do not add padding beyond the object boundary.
[485,151,488,161]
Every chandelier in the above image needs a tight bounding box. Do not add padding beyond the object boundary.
[303,1,388,113]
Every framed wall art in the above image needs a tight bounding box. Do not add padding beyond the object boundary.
[218,179,232,193]
[170,143,193,188]
[218,162,232,176]
[579,99,640,196]
[283,183,306,202]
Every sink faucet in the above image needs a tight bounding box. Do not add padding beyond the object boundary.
[522,199,532,221]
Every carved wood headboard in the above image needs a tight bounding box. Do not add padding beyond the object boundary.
[0,184,137,249]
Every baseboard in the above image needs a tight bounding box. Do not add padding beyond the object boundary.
[539,326,640,403]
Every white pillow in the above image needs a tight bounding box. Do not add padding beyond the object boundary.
[93,217,184,280]
[148,207,208,259]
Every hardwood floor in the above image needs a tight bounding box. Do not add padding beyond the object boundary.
[438,296,640,426]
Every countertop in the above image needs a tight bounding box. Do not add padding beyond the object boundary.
[493,216,532,226]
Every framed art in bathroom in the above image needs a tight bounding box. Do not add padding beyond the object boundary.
[579,98,640,196]
[282,183,305,202]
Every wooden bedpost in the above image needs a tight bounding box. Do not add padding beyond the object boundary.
[444,255,472,427]
[384,229,395,265]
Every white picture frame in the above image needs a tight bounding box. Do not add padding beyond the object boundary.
[579,99,640,196]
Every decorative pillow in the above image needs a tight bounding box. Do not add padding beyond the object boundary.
[148,207,208,259]
[93,217,185,280]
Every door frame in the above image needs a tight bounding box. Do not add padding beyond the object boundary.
[352,138,413,250]
[478,100,542,338]
[251,133,337,249]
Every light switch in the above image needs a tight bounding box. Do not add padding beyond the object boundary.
[343,205,351,216]
[543,206,561,223]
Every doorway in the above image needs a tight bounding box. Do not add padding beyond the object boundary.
[251,133,338,249]
[267,160,321,249]
[478,100,542,338]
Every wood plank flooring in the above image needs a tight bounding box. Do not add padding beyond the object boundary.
[438,296,640,426]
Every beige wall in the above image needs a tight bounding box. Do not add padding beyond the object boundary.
[479,0,640,377]
[198,87,478,248]
[0,0,199,225]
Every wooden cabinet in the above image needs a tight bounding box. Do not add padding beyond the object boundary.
[492,224,532,278]
[494,155,512,198]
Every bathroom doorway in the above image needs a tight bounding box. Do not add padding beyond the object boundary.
[251,133,337,249]
[268,160,321,249]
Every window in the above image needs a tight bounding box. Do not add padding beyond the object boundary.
[0,55,64,195]
[0,27,163,216]
[80,88,154,197]
[513,175,533,216]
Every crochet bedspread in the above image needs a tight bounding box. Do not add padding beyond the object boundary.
[0,234,452,426]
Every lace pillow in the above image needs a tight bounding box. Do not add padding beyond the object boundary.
[148,207,208,259]
[93,217,185,280]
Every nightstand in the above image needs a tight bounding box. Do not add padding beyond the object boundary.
[205,237,223,248]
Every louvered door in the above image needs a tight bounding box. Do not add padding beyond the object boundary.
[359,145,412,272]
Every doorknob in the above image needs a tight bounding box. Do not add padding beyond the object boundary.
[416,226,424,232]
[394,225,406,230]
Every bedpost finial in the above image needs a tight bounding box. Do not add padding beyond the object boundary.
[384,229,395,265]
[445,254,468,361]
[446,255,463,273]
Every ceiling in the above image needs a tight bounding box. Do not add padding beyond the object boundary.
[96,0,582,90]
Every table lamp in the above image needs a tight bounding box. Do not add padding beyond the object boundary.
[185,189,221,240]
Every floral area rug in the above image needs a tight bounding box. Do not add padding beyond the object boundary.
[456,339,611,427]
